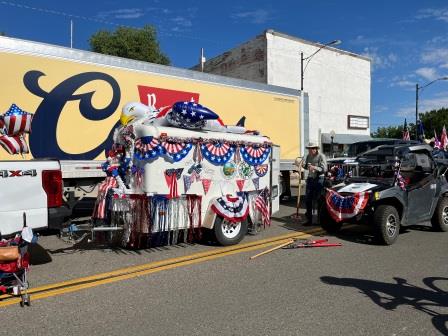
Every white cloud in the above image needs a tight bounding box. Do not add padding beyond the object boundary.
[231,9,271,24]
[390,80,415,88]
[361,47,398,70]
[415,67,439,81]
[421,48,448,65]
[171,16,192,28]
[416,8,448,22]
[396,96,448,118]
[97,8,145,19]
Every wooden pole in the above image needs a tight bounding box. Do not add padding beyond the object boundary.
[249,239,294,260]
[295,157,305,218]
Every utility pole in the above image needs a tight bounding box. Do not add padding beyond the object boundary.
[70,19,73,49]
[200,48,206,72]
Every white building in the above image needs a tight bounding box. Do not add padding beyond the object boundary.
[194,30,372,156]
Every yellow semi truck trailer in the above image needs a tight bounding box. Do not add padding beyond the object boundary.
[0,36,303,205]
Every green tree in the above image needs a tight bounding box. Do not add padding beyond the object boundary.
[419,107,448,137]
[372,123,416,139]
[89,25,170,65]
[0,32,5,36]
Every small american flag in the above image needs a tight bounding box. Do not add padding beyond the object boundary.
[4,104,33,136]
[395,170,406,190]
[255,187,270,227]
[0,134,29,155]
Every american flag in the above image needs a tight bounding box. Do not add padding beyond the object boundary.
[0,134,29,155]
[4,104,33,136]
[402,118,410,141]
[434,130,441,149]
[92,176,118,219]
[255,187,270,227]
[395,170,406,190]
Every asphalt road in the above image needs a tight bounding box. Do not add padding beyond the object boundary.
[1,199,448,336]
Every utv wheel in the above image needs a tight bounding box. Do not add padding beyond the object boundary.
[431,197,448,232]
[373,205,400,245]
[319,204,342,234]
[213,216,247,246]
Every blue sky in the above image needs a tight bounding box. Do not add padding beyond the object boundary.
[0,0,447,131]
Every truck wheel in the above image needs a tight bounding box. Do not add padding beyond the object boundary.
[319,203,342,234]
[373,205,400,245]
[213,216,247,246]
[431,197,448,232]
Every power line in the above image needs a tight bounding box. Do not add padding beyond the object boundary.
[0,0,222,45]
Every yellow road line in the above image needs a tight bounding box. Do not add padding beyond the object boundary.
[0,228,325,307]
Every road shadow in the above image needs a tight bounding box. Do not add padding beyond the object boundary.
[321,275,448,335]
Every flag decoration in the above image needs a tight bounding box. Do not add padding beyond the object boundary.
[162,141,193,162]
[255,187,271,227]
[394,170,406,190]
[3,104,33,136]
[201,178,212,195]
[441,125,448,150]
[183,175,192,193]
[252,177,260,190]
[236,179,245,192]
[134,136,165,160]
[240,144,271,166]
[325,189,369,222]
[164,168,183,199]
[434,130,441,149]
[254,164,269,177]
[211,195,249,223]
[201,142,235,165]
[166,101,219,129]
[92,176,118,219]
[0,134,29,155]
[402,119,410,141]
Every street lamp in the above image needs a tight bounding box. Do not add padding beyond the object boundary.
[300,39,341,91]
[330,129,336,158]
[415,76,448,139]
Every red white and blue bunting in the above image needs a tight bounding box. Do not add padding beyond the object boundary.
[240,145,271,166]
[325,189,369,222]
[211,195,249,223]
[134,136,165,160]
[162,141,193,162]
[201,142,235,165]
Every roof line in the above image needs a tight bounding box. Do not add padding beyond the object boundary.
[265,29,371,62]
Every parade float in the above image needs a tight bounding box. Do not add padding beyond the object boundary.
[91,101,280,248]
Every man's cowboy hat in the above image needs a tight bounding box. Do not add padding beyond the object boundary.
[305,142,320,149]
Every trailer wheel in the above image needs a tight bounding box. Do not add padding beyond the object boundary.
[373,205,400,245]
[431,197,448,232]
[213,216,247,246]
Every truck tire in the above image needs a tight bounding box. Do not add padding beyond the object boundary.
[213,216,247,246]
[373,205,400,245]
[431,197,448,232]
[319,203,342,234]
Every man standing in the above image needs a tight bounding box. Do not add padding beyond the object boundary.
[302,142,327,225]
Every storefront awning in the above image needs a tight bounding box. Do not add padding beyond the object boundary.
[321,133,371,144]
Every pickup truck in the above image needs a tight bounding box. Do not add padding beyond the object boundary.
[0,160,104,236]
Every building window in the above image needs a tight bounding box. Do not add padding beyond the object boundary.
[347,115,369,130]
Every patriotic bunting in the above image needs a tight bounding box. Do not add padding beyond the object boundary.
[240,144,270,166]
[134,136,165,160]
[201,142,235,165]
[201,178,212,195]
[325,189,369,222]
[254,164,269,177]
[211,195,249,223]
[162,141,193,162]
